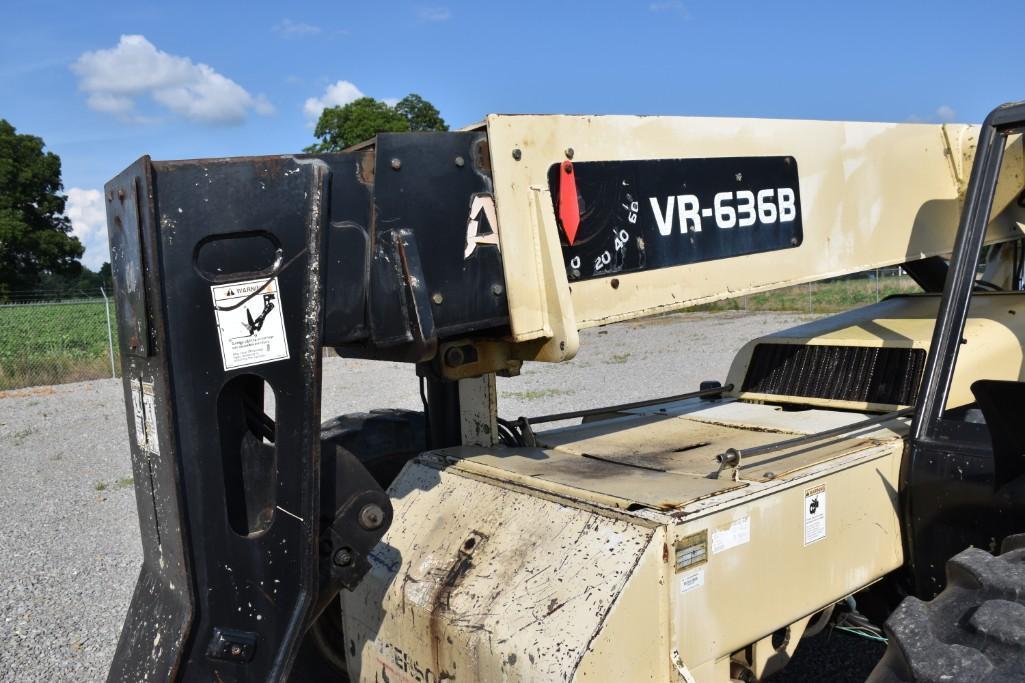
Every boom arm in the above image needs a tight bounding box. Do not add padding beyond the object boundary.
[486,115,1025,362]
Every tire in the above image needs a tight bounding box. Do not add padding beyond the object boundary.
[320,409,426,488]
[289,409,426,682]
[868,534,1025,682]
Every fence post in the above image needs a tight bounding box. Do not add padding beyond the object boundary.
[101,287,116,379]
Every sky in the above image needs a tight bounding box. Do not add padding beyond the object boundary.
[2,0,1024,269]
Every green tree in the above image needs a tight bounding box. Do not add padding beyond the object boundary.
[306,97,409,153]
[0,119,83,296]
[395,94,449,132]
[305,94,449,153]
[37,265,102,297]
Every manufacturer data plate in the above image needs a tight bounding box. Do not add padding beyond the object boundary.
[549,156,803,282]
[211,278,290,371]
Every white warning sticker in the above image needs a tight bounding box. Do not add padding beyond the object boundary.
[129,377,159,454]
[804,485,827,545]
[210,278,290,371]
[130,378,145,445]
[141,381,159,455]
[711,516,750,554]
[679,567,705,593]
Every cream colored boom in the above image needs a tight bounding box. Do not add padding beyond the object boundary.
[483,115,1025,362]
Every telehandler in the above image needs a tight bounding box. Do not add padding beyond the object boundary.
[103,101,1025,682]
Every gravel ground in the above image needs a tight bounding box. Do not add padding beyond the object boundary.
[0,311,882,681]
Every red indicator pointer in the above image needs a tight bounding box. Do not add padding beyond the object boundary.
[559,160,581,245]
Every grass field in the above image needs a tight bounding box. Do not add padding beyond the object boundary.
[689,275,920,313]
[0,276,920,391]
[0,300,118,390]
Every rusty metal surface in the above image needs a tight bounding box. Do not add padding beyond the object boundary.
[450,443,742,510]
[105,161,152,357]
[343,426,907,681]
[437,400,906,512]
[343,462,658,682]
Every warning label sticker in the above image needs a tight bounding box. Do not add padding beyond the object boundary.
[210,278,290,371]
[141,381,159,455]
[679,567,705,594]
[130,377,159,455]
[804,485,827,545]
[711,516,750,554]
[130,379,145,446]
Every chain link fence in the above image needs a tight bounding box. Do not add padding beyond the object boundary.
[0,270,920,391]
[0,289,119,391]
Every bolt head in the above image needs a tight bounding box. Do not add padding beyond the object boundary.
[390,158,402,170]
[511,148,522,161]
[565,147,575,159]
[358,503,386,530]
[491,283,504,296]
[454,156,465,167]
[444,346,465,368]
[332,547,354,568]
[431,292,444,305]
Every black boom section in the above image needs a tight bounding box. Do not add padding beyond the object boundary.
[329,131,508,358]
[104,133,507,682]
[106,155,329,682]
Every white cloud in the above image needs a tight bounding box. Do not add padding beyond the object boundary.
[65,188,109,270]
[906,105,959,124]
[418,7,451,22]
[649,1,688,16]
[84,92,135,115]
[71,35,274,124]
[274,19,322,37]
[383,97,400,107]
[936,104,956,123]
[303,80,364,122]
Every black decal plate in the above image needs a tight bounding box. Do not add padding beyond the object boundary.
[548,156,803,281]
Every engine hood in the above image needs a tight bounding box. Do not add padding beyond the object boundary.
[726,292,1025,411]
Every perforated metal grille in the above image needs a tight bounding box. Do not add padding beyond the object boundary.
[742,344,927,406]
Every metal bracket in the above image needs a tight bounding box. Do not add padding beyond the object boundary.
[713,448,742,481]
[316,444,393,617]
